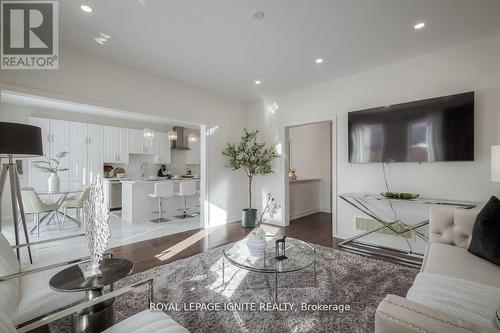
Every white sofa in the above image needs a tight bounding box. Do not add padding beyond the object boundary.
[376,206,500,333]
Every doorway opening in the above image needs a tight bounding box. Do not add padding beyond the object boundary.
[0,89,208,267]
[284,120,335,235]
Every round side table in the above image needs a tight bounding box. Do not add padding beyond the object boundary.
[49,258,133,333]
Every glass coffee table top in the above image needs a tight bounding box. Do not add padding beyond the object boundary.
[223,237,315,274]
[49,258,133,292]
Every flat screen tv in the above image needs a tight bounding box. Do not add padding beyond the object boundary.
[348,92,474,163]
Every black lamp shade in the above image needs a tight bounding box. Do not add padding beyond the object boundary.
[0,122,43,158]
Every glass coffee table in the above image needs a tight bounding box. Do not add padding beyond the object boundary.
[223,237,316,302]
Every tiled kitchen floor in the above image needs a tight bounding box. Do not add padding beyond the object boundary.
[2,211,200,268]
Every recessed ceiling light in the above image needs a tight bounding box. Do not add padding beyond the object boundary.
[99,32,111,39]
[94,37,106,45]
[94,32,111,45]
[80,5,93,13]
[254,80,262,85]
[315,58,324,64]
[251,10,265,20]
[414,22,426,30]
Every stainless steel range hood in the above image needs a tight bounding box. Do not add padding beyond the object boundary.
[171,126,190,150]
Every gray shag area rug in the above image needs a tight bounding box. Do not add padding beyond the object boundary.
[50,243,417,333]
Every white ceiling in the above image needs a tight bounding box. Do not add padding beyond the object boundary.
[60,0,500,101]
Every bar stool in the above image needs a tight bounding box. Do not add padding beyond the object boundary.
[193,190,201,216]
[174,181,196,219]
[148,182,174,223]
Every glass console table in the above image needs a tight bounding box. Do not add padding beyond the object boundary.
[338,193,476,267]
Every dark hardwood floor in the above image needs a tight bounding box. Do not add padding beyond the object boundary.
[109,212,335,275]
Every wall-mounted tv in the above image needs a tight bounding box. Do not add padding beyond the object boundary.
[348,92,474,163]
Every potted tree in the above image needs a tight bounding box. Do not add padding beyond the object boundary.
[223,129,278,228]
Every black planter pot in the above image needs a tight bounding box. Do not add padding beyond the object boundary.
[241,209,257,228]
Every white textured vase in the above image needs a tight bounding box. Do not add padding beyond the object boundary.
[247,227,267,257]
[48,173,60,192]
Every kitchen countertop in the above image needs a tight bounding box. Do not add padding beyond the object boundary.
[289,178,321,183]
[106,177,200,184]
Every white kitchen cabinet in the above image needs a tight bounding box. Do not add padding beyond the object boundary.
[153,132,171,164]
[103,126,128,164]
[27,117,50,188]
[87,124,104,180]
[69,122,88,184]
[69,122,103,185]
[48,119,70,182]
[28,118,70,188]
[29,117,50,155]
[115,127,129,164]
[103,126,115,163]
[128,129,144,154]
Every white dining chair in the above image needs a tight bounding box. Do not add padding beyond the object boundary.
[61,186,90,229]
[20,187,61,237]
[148,182,174,223]
[174,181,197,219]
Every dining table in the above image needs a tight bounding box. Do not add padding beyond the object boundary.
[30,186,84,234]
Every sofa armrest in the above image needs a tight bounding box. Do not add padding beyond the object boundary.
[429,206,480,249]
[0,253,113,282]
[17,278,154,333]
[376,295,498,333]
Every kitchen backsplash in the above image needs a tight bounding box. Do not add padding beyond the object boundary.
[106,153,199,178]
[169,150,200,176]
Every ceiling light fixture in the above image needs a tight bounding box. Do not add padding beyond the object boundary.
[414,22,426,30]
[315,58,324,64]
[168,130,178,141]
[143,128,154,139]
[80,5,93,13]
[188,133,198,143]
[254,80,261,85]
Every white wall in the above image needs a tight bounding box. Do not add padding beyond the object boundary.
[247,33,500,243]
[0,48,248,226]
[289,122,331,212]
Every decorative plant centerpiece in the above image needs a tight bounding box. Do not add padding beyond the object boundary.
[33,151,68,192]
[79,176,111,279]
[223,129,278,228]
[247,193,280,256]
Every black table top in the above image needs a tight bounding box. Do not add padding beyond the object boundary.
[49,258,133,292]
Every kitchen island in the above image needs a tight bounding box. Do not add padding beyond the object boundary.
[119,178,200,223]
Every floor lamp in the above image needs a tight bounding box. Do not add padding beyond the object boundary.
[0,122,43,264]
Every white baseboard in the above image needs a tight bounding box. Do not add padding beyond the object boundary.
[290,208,320,221]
